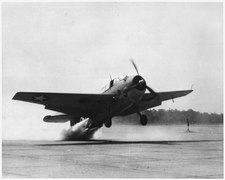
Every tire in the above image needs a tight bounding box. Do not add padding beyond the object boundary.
[140,115,148,126]
[104,119,112,128]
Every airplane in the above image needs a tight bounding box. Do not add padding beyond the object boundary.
[13,60,193,131]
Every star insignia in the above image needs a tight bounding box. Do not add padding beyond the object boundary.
[32,95,48,102]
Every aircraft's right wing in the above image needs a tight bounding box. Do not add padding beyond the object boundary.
[13,92,117,117]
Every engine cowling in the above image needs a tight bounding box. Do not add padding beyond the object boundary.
[126,75,146,103]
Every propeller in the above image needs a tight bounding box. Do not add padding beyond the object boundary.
[109,74,114,88]
[146,86,156,95]
[130,59,156,95]
[109,74,113,81]
[130,59,139,75]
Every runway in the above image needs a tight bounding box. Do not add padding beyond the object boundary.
[2,124,223,178]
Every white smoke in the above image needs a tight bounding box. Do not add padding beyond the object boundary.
[61,118,100,141]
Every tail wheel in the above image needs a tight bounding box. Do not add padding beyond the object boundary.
[140,115,148,126]
[104,119,112,128]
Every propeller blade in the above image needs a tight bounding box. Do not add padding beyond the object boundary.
[129,60,156,95]
[146,85,156,95]
[109,74,112,81]
[130,59,139,75]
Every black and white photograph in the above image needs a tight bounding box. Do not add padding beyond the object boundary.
[2,2,223,178]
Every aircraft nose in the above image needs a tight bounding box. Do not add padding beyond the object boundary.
[132,75,146,91]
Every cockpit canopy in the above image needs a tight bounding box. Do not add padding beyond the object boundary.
[112,77,122,85]
[102,76,128,92]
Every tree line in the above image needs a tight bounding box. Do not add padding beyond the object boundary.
[115,109,223,124]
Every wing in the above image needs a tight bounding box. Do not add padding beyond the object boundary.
[13,92,117,117]
[118,90,193,116]
[144,90,193,102]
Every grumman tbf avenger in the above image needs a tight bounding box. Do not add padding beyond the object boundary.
[13,60,193,137]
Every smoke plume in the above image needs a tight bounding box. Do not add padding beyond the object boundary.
[61,119,100,141]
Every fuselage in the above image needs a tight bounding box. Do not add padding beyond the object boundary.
[88,75,148,127]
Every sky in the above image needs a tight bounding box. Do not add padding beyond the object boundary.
[2,2,223,140]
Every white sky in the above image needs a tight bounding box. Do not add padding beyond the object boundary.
[2,2,223,140]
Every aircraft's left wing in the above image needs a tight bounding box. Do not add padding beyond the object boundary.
[147,90,193,102]
[13,92,117,117]
[140,89,193,110]
[118,90,193,116]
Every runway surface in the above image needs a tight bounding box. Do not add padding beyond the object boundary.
[2,124,223,178]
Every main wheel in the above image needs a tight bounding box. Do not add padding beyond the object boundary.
[104,119,112,128]
[140,115,148,126]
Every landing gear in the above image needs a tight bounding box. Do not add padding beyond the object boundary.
[133,105,148,126]
[140,115,148,126]
[104,119,112,128]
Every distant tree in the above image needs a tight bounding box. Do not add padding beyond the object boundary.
[143,109,223,125]
[115,109,223,125]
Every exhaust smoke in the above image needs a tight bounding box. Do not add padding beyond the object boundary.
[61,118,100,141]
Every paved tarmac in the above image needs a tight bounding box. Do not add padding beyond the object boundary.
[2,125,223,178]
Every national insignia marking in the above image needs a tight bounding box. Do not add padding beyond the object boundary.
[32,95,48,102]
